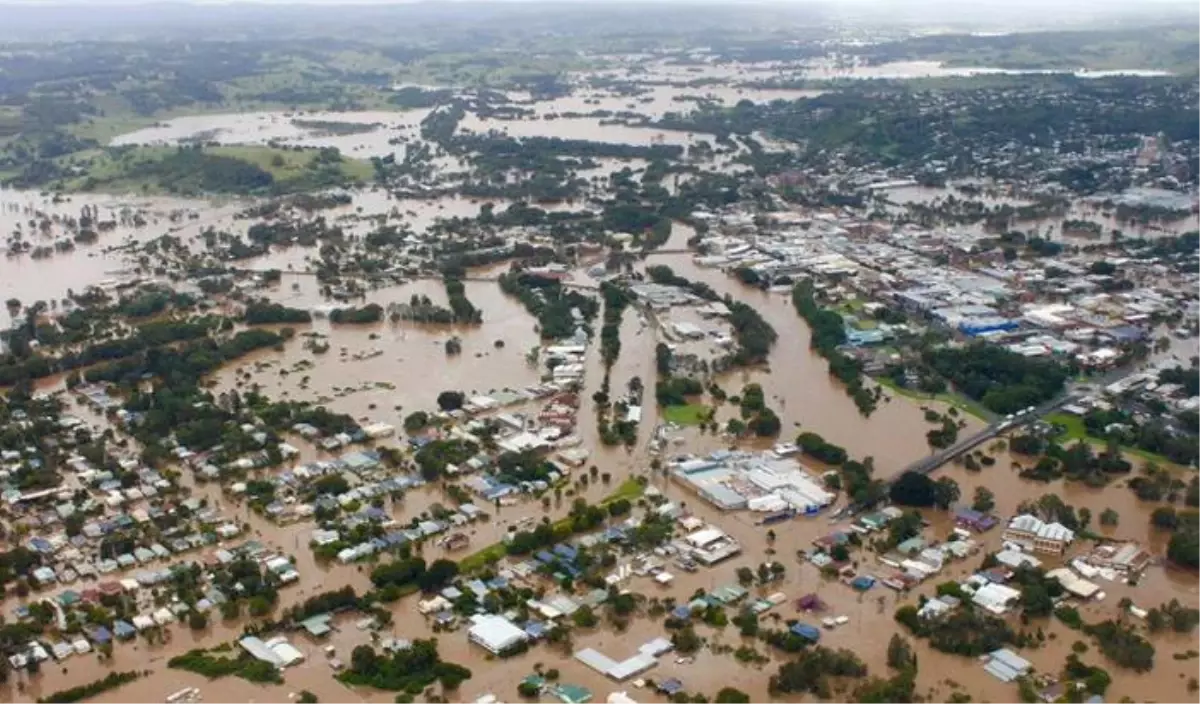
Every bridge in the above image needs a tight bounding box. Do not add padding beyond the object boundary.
[894,393,1076,480]
[884,363,1138,487]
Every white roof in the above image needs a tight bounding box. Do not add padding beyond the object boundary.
[1047,568,1100,599]
[265,636,305,667]
[468,615,527,653]
[972,583,1022,614]
[1008,514,1044,533]
[685,527,725,548]
[1037,522,1075,543]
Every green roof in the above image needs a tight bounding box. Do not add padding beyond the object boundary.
[551,684,592,704]
[300,613,333,637]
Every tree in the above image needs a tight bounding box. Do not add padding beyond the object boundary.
[436,391,465,412]
[971,486,995,513]
[1100,508,1119,527]
[572,605,598,628]
[736,566,755,586]
[418,559,459,592]
[188,611,208,630]
[672,625,702,654]
[889,471,938,507]
[403,411,430,433]
[714,688,750,703]
[1168,529,1199,569]
[933,477,961,510]
[886,634,916,671]
[517,681,540,699]
[297,691,318,703]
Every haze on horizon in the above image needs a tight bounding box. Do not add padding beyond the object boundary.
[0,0,1194,36]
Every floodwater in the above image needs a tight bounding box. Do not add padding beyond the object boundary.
[882,184,1200,240]
[648,224,982,478]
[111,109,434,159]
[208,276,544,423]
[532,85,827,120]
[457,112,704,148]
[594,58,1174,87]
[3,64,1197,704]
[0,187,245,327]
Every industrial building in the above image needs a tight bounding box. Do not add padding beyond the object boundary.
[670,451,834,513]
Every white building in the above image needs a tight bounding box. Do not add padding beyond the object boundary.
[467,615,528,655]
[683,526,741,566]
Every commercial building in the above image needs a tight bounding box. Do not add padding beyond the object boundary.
[971,583,1022,615]
[1047,568,1102,600]
[1002,514,1075,555]
[683,526,741,566]
[671,451,833,514]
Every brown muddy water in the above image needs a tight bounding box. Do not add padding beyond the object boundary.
[0,188,246,326]
[110,110,434,159]
[882,184,1200,241]
[648,225,983,478]
[2,87,1196,702]
[209,276,544,423]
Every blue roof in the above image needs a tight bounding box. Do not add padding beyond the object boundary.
[671,605,692,620]
[90,626,112,643]
[113,621,136,638]
[535,550,557,564]
[602,527,626,542]
[524,621,547,638]
[553,544,578,560]
[850,576,876,591]
[790,623,821,641]
[658,679,684,695]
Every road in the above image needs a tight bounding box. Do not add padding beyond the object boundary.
[887,362,1139,484]
[895,393,1076,479]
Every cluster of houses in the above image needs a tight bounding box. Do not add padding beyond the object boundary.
[7,539,299,669]
[313,501,484,564]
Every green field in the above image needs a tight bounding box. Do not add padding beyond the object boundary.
[1043,411,1176,466]
[874,376,994,421]
[57,144,372,195]
[661,403,712,426]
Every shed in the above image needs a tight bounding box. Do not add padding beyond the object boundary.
[300,613,333,638]
[790,623,821,642]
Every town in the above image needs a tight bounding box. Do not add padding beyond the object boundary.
[0,2,1197,704]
